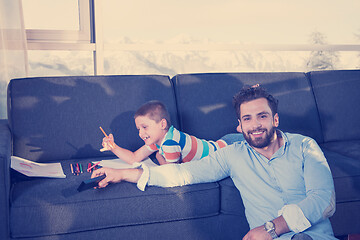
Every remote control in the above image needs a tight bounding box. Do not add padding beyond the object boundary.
[77,175,106,192]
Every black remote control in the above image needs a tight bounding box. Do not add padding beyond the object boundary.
[77,175,106,192]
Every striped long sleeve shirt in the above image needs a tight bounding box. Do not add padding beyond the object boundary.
[146,126,227,163]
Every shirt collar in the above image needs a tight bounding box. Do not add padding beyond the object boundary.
[156,125,174,149]
[243,129,288,159]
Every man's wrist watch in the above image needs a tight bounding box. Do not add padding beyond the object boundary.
[264,221,278,239]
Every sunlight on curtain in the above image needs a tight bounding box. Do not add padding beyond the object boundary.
[0,0,28,118]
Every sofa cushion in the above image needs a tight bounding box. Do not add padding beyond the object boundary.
[321,140,360,161]
[330,201,360,237]
[10,158,221,238]
[308,70,360,142]
[10,215,243,240]
[172,72,323,143]
[321,148,360,236]
[7,75,179,163]
[0,120,11,240]
[322,149,360,201]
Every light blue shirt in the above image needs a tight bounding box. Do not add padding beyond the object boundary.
[137,131,337,240]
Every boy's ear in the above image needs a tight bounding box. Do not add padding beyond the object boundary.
[160,119,168,129]
[236,119,243,133]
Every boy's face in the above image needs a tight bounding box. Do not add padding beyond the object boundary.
[135,115,167,146]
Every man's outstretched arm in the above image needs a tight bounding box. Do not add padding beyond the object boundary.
[91,167,143,188]
[91,148,230,190]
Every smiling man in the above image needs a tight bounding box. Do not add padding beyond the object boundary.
[92,85,337,240]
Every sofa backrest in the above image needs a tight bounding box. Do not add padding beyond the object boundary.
[7,75,178,162]
[308,70,360,142]
[172,72,324,143]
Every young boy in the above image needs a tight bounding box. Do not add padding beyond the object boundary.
[100,100,230,165]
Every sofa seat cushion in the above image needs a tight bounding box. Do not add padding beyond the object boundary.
[218,177,249,232]
[321,148,360,236]
[321,148,360,201]
[10,158,220,238]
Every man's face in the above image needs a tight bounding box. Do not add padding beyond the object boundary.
[237,98,279,149]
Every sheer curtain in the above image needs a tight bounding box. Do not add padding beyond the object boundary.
[0,0,28,119]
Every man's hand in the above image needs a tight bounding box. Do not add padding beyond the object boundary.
[243,225,272,240]
[243,216,289,240]
[91,167,124,188]
[91,167,144,188]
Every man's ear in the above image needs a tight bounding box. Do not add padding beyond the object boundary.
[273,113,279,127]
[236,119,243,133]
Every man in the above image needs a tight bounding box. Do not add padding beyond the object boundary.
[92,85,337,240]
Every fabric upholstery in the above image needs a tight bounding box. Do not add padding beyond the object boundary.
[7,75,178,163]
[10,158,220,238]
[308,70,360,142]
[172,72,323,143]
[0,119,11,240]
[2,71,360,239]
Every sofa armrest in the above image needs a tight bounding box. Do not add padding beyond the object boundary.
[0,119,11,240]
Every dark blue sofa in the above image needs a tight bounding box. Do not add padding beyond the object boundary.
[1,70,359,239]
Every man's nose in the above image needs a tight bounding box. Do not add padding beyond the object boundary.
[252,119,262,129]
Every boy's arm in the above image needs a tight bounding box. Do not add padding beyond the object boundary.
[155,152,167,165]
[102,134,154,164]
[156,152,180,165]
[160,139,181,164]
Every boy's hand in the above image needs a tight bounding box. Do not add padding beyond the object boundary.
[91,167,123,188]
[100,133,115,152]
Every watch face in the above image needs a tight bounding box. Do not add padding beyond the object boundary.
[265,221,275,230]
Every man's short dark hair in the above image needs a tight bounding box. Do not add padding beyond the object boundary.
[233,84,279,119]
[134,100,171,130]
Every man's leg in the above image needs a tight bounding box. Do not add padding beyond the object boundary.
[291,233,313,240]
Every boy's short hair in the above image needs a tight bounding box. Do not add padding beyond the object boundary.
[233,84,279,119]
[134,100,171,130]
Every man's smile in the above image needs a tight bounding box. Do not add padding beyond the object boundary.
[249,129,266,137]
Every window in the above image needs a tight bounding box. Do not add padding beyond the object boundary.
[100,0,360,76]
[22,0,96,76]
[22,0,91,43]
[22,0,360,77]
